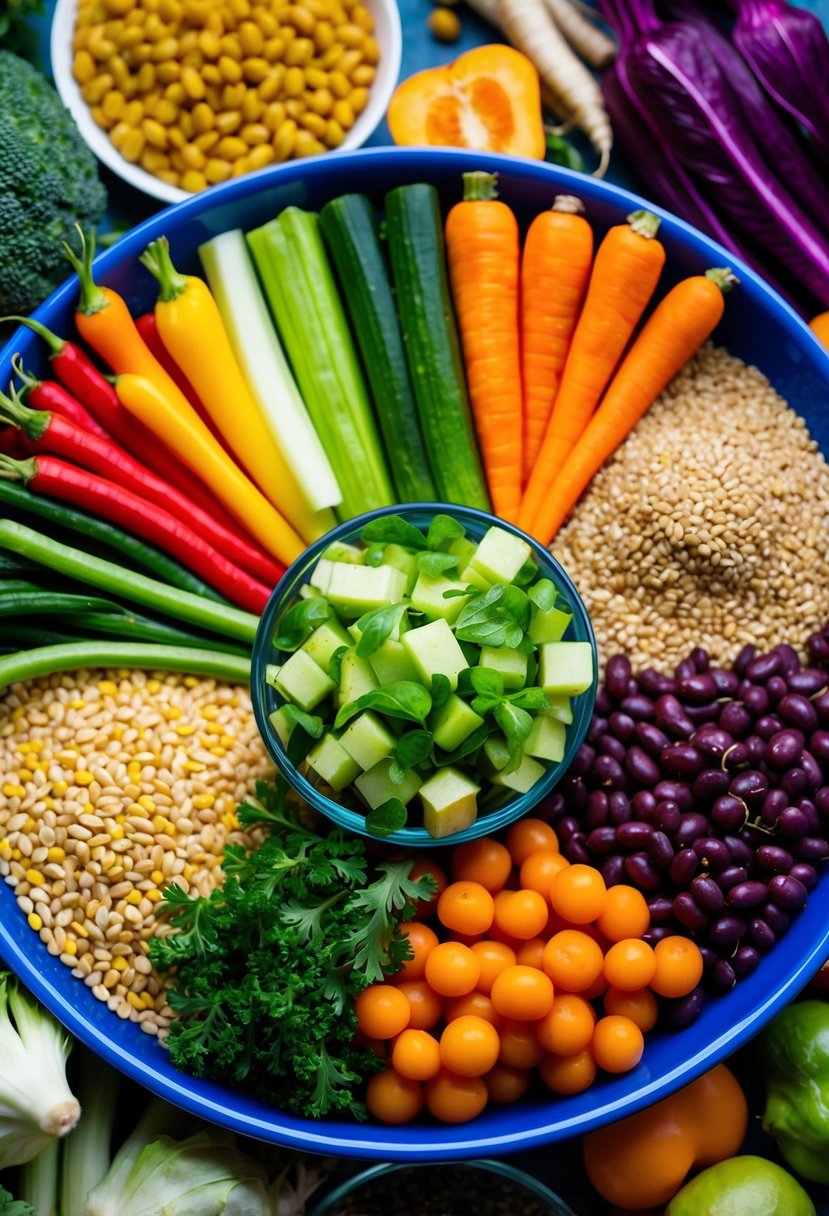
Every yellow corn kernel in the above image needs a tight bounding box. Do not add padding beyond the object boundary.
[63,938,78,956]
[221,809,239,831]
[175,724,196,736]
[240,120,269,144]
[126,889,144,905]
[25,869,44,887]
[142,117,168,146]
[0,842,11,860]
[2,783,25,798]
[192,793,215,809]
[239,19,264,54]
[285,36,313,66]
[181,64,206,99]
[218,54,243,82]
[194,129,220,152]
[164,703,183,719]
[166,80,187,105]
[314,19,334,51]
[216,109,242,134]
[204,157,233,182]
[123,98,145,123]
[350,85,368,113]
[321,42,344,68]
[201,65,222,88]
[332,97,354,128]
[141,146,171,172]
[47,847,66,863]
[209,745,227,757]
[306,86,333,115]
[241,55,271,83]
[272,117,297,160]
[294,127,324,157]
[183,759,206,772]
[283,65,305,96]
[247,141,274,168]
[146,888,163,902]
[351,63,375,86]
[241,88,263,120]
[127,992,145,1010]
[10,849,21,862]
[137,795,156,812]
[180,142,207,170]
[16,768,34,782]
[73,49,97,83]
[154,97,179,123]
[155,59,181,85]
[27,913,43,932]
[214,134,247,159]
[111,826,125,840]
[299,109,326,137]
[70,920,89,938]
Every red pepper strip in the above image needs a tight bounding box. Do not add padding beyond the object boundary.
[3,315,239,531]
[134,312,229,450]
[0,426,24,458]
[0,452,271,615]
[0,389,285,587]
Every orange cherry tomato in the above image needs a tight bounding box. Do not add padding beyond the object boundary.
[650,935,704,998]
[469,940,517,994]
[491,964,555,1021]
[580,970,611,1002]
[395,980,444,1030]
[424,940,481,997]
[519,848,569,894]
[505,817,559,865]
[603,986,659,1033]
[407,856,448,919]
[516,936,546,969]
[549,863,608,924]
[355,984,411,1039]
[595,884,651,942]
[366,1068,424,1124]
[439,1014,501,1076]
[603,938,657,991]
[493,888,549,940]
[451,836,513,891]
[498,1018,547,1069]
[444,990,503,1028]
[485,1063,532,1104]
[394,920,439,983]
[391,1028,442,1081]
[592,1014,645,1074]
[539,1049,597,1094]
[424,1069,489,1123]
[437,880,496,936]
[542,929,605,993]
[536,993,596,1056]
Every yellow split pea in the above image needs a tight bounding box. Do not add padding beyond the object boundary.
[72,0,381,191]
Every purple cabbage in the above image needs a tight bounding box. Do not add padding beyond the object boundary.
[731,0,829,163]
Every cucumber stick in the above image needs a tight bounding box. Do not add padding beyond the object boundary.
[318,194,437,504]
[384,184,491,512]
[247,208,395,521]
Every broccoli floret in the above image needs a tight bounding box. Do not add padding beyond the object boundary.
[0,50,107,317]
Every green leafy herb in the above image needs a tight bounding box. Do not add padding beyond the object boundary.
[274,596,331,651]
[286,723,317,766]
[433,721,491,767]
[430,672,452,710]
[508,686,549,711]
[365,799,408,837]
[494,701,534,770]
[0,1185,35,1216]
[362,544,386,568]
[281,703,324,739]
[393,729,433,771]
[514,557,540,587]
[426,514,465,550]
[354,602,408,658]
[453,583,530,648]
[328,644,348,684]
[334,681,432,730]
[359,515,427,550]
[415,551,460,576]
[528,578,557,611]
[544,131,586,173]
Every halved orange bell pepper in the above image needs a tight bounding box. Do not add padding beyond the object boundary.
[387,44,546,160]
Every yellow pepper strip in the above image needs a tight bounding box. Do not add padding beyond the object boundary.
[114,372,304,568]
[140,237,334,544]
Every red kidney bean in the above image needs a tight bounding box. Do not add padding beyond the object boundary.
[631,790,658,821]
[674,812,712,847]
[710,959,737,993]
[711,795,748,833]
[756,844,794,874]
[732,945,761,978]
[666,987,705,1028]
[816,787,829,818]
[557,816,581,843]
[693,837,731,870]
[608,711,636,742]
[780,767,809,799]
[625,746,661,787]
[748,918,776,952]
[647,830,674,870]
[766,675,789,706]
[699,946,719,971]
[605,654,633,701]
[760,788,789,826]
[595,688,613,716]
[563,835,591,865]
[793,835,829,861]
[595,755,628,789]
[727,880,768,910]
[572,743,597,776]
[675,657,696,681]
[586,790,609,829]
[643,926,673,945]
[587,717,608,746]
[799,751,822,791]
[723,742,752,771]
[654,780,694,811]
[684,702,723,726]
[540,792,566,822]
[647,895,674,924]
[625,852,663,891]
[600,855,627,887]
[796,798,820,832]
[634,721,670,757]
[673,892,708,931]
[741,683,770,716]
[670,848,699,886]
[789,862,818,889]
[708,914,748,946]
[677,673,719,704]
[778,806,809,837]
[607,791,633,825]
[621,694,656,722]
[691,874,725,913]
[773,643,800,675]
[746,651,783,682]
[715,866,749,893]
[711,667,740,696]
[640,668,675,697]
[809,731,829,764]
[692,768,732,802]
[719,703,753,738]
[747,736,768,763]
[693,726,735,760]
[807,632,829,663]
[655,694,696,740]
[586,826,617,855]
[778,694,819,733]
[723,835,754,865]
[654,800,682,834]
[660,743,704,778]
[765,728,805,768]
[734,644,757,676]
[560,774,588,809]
[767,874,808,912]
[616,821,653,849]
[729,769,769,805]
[762,902,791,935]
[755,715,783,740]
[598,734,627,764]
[788,668,828,696]
[814,690,829,725]
[691,646,710,672]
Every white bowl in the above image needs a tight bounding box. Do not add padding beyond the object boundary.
[50,0,402,206]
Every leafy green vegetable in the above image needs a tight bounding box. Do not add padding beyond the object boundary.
[0,1184,34,1216]
[359,515,428,550]
[151,780,434,1119]
[415,551,459,576]
[334,680,432,730]
[274,596,331,651]
[425,514,464,550]
[528,578,557,611]
[354,601,408,658]
[365,800,408,837]
[453,583,530,648]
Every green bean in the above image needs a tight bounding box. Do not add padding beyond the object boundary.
[0,591,127,616]
[60,610,249,656]
[0,642,251,689]
[0,521,259,644]
[0,480,228,604]
[2,625,81,649]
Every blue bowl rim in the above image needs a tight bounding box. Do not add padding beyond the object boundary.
[250,500,598,847]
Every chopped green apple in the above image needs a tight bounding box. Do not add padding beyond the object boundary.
[491,754,546,793]
[482,734,510,774]
[410,573,470,623]
[301,619,352,670]
[321,540,365,564]
[469,525,531,585]
[524,714,566,763]
[265,662,281,688]
[355,758,422,810]
[274,649,336,711]
[419,767,480,838]
[402,618,469,691]
[306,733,361,791]
[381,543,419,595]
[459,563,492,593]
[268,705,294,748]
[337,648,379,708]
[528,603,574,645]
[431,694,484,752]
[339,711,397,770]
[309,557,335,594]
[544,694,573,725]
[368,638,419,685]
[539,641,595,696]
[324,562,409,617]
[479,645,528,691]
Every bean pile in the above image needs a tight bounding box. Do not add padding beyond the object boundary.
[553,345,829,670]
[0,668,273,1034]
[72,0,380,191]
[544,626,829,1022]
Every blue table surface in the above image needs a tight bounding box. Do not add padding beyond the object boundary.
[15,3,829,1211]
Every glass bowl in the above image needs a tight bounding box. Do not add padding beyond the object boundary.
[250,502,598,847]
[307,1160,578,1216]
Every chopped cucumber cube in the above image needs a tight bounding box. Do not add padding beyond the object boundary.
[349,609,409,645]
[491,754,546,793]
[321,540,365,564]
[459,563,492,593]
[479,645,528,691]
[528,603,574,645]
[268,706,294,748]
[339,712,397,770]
[447,536,477,566]
[539,641,595,696]
[306,734,361,791]
[309,558,335,594]
[323,563,408,617]
[368,638,420,685]
[275,649,336,712]
[544,695,573,725]
[470,526,532,585]
[338,648,379,708]
[301,619,352,671]
[355,758,422,810]
[381,544,419,595]
[419,767,480,839]
[482,734,510,774]
[402,618,469,691]
[410,573,470,623]
[431,694,484,752]
[299,584,323,600]
[265,662,281,688]
[524,714,566,763]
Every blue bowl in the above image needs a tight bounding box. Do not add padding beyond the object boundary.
[1,147,829,1160]
[250,502,598,848]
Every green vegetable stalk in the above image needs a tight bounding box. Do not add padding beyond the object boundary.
[761,998,829,1183]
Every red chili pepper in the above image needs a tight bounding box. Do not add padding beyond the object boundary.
[12,356,112,441]
[0,426,23,458]
[3,315,239,529]
[0,451,271,615]
[0,387,285,587]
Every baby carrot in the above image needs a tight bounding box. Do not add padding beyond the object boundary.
[519,210,666,534]
[532,268,735,544]
[445,170,523,523]
[520,195,594,484]
[114,372,304,569]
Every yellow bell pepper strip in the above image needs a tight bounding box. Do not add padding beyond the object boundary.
[114,372,304,569]
[140,236,336,544]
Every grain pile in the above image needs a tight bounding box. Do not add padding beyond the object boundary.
[553,344,829,670]
[0,669,273,1036]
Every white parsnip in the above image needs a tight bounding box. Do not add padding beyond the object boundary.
[542,0,618,69]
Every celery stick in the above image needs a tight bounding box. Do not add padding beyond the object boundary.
[198,230,340,527]
[247,208,395,520]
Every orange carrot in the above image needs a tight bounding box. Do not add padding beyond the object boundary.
[810,310,829,351]
[445,170,523,523]
[531,268,736,545]
[520,194,594,484]
[518,209,666,534]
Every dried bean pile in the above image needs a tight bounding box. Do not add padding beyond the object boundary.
[0,669,273,1034]
[544,627,829,1023]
